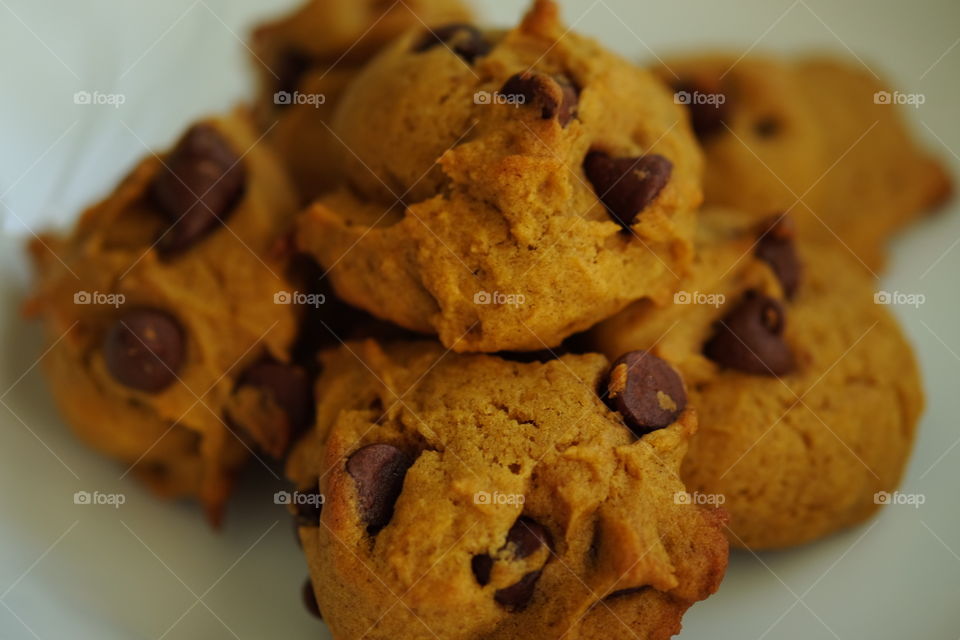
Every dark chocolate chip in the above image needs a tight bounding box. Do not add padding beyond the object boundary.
[237,359,313,433]
[605,350,686,435]
[494,570,541,611]
[754,116,781,138]
[505,517,551,559]
[672,81,728,139]
[302,579,322,619]
[275,48,311,97]
[293,488,323,528]
[754,216,802,298]
[152,124,246,255]
[584,151,673,228]
[346,444,413,534]
[471,554,493,586]
[704,291,794,376]
[103,309,185,392]
[500,72,578,126]
[414,23,491,64]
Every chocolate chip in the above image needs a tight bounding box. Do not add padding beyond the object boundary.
[500,72,578,126]
[672,81,728,139]
[754,116,781,138]
[103,309,185,392]
[471,554,493,586]
[704,291,794,376]
[505,517,551,559]
[414,23,490,64]
[237,359,313,433]
[346,444,413,534]
[302,579,322,619]
[494,570,541,611]
[584,151,672,228]
[152,124,246,255]
[275,48,311,97]
[293,488,323,528]
[755,216,802,298]
[605,351,686,435]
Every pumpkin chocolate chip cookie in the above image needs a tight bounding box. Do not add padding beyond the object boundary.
[592,209,924,549]
[286,339,727,639]
[296,0,704,353]
[655,54,952,270]
[26,110,310,524]
[250,0,472,201]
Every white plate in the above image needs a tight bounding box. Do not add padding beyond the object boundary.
[1,0,958,638]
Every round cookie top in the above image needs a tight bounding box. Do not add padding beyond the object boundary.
[592,209,924,549]
[297,0,703,353]
[287,340,727,639]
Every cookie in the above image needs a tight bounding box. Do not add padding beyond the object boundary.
[656,54,952,269]
[26,111,307,524]
[251,0,472,201]
[592,209,924,549]
[297,0,704,353]
[286,339,728,639]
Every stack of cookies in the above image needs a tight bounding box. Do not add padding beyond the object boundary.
[25,0,951,637]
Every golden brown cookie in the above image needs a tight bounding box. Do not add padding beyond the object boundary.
[655,54,951,270]
[250,0,472,201]
[297,0,704,353]
[592,209,924,549]
[26,110,308,524]
[287,339,728,639]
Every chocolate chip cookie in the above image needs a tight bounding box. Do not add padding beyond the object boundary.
[297,0,704,353]
[251,0,472,201]
[592,209,924,549]
[286,339,727,639]
[656,54,952,269]
[26,111,310,524]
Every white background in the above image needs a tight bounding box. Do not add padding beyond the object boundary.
[1,0,958,638]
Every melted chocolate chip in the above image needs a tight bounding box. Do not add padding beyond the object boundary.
[584,151,673,228]
[704,290,794,376]
[505,517,551,559]
[346,444,413,534]
[471,554,493,586]
[414,23,490,64]
[500,72,578,126]
[152,124,246,255]
[754,116,781,138]
[754,216,802,298]
[494,570,541,611]
[605,350,686,435]
[103,309,185,392]
[237,359,313,434]
[672,81,728,139]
